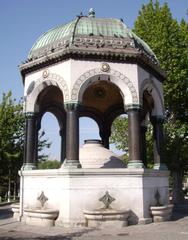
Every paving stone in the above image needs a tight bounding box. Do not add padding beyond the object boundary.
[1,205,188,240]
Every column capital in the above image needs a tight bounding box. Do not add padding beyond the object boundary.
[125,104,141,112]
[25,112,38,119]
[64,102,81,112]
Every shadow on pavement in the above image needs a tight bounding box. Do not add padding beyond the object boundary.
[171,203,188,221]
[0,206,13,220]
[0,227,96,240]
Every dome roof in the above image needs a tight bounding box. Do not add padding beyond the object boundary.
[20,9,166,78]
[28,9,158,64]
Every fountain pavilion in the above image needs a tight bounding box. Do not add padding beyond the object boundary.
[18,9,169,226]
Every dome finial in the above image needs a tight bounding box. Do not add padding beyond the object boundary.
[88,8,95,18]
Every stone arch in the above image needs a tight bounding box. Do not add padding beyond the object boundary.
[140,78,164,116]
[70,68,139,106]
[25,72,69,112]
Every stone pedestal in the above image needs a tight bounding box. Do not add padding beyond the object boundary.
[19,168,169,227]
[11,203,20,220]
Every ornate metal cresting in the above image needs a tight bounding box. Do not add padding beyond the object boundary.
[37,191,48,208]
[99,191,115,209]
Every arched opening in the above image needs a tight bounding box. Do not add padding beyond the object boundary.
[35,85,65,168]
[82,80,124,114]
[38,112,61,169]
[110,113,128,162]
[80,79,125,150]
[140,90,155,168]
[79,117,100,146]
[36,85,64,112]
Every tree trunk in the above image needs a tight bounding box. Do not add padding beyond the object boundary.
[172,170,185,204]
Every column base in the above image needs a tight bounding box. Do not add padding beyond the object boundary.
[62,159,82,169]
[153,163,168,170]
[127,160,145,169]
[22,163,37,170]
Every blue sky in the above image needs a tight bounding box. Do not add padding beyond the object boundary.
[0,0,187,160]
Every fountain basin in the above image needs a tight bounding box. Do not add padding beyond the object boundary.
[150,204,173,222]
[24,208,59,227]
[11,203,20,220]
[83,209,130,228]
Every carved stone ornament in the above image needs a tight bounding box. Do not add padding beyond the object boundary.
[43,69,49,78]
[99,191,115,209]
[101,63,110,72]
[37,191,48,208]
[71,67,139,104]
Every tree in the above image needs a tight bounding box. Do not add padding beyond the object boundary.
[0,92,24,199]
[0,92,51,199]
[134,0,188,204]
[111,0,188,203]
[134,0,188,121]
[111,115,128,151]
[38,160,61,169]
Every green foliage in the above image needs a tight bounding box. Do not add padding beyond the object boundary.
[134,0,188,122]
[133,0,188,175]
[110,0,188,203]
[110,115,128,151]
[38,160,61,169]
[0,92,51,198]
[165,118,188,171]
[38,130,51,161]
[0,92,24,197]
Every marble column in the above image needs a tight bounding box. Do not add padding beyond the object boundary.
[59,127,66,164]
[24,112,38,170]
[62,103,81,168]
[151,116,167,170]
[141,125,147,167]
[127,106,144,168]
[100,128,111,149]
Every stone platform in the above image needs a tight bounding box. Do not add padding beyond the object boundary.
[19,168,169,226]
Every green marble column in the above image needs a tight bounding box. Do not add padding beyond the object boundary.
[151,116,167,170]
[126,105,144,168]
[23,112,38,170]
[63,103,81,168]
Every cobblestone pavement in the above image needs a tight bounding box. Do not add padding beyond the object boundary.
[1,205,188,240]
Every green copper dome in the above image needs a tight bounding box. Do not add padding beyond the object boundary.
[29,17,130,54]
[28,10,158,65]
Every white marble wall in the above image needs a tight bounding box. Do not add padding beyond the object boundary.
[20,168,169,226]
[24,59,164,116]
